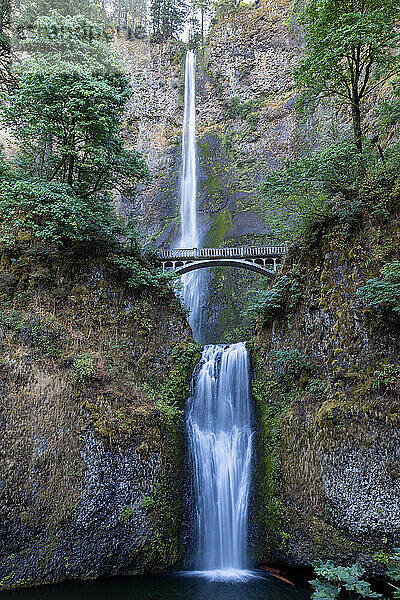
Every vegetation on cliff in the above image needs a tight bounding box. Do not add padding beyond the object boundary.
[0,7,201,590]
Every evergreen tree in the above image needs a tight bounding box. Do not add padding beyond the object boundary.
[150,0,187,39]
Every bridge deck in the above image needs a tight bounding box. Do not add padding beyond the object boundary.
[159,245,286,260]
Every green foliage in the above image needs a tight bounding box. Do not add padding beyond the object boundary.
[295,0,400,151]
[119,505,135,523]
[72,353,95,382]
[259,140,371,243]
[310,561,382,600]
[371,364,400,393]
[12,0,101,32]
[311,554,400,600]
[141,496,156,510]
[224,96,262,120]
[0,309,63,356]
[243,266,303,325]
[245,111,259,130]
[150,0,187,39]
[3,50,148,196]
[357,261,400,316]
[0,178,100,246]
[250,351,292,554]
[146,342,201,422]
[376,548,400,599]
[14,11,117,72]
[269,348,312,383]
[0,13,170,295]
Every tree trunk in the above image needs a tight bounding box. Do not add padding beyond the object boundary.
[67,155,74,187]
[352,101,363,154]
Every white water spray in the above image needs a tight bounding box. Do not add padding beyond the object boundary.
[178,50,203,340]
[186,342,254,581]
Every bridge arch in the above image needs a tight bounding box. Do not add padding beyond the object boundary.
[173,258,276,278]
[159,245,286,279]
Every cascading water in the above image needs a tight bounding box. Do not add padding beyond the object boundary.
[177,49,203,340]
[186,342,254,581]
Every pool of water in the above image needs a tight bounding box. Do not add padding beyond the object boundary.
[0,570,312,600]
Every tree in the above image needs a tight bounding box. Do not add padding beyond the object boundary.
[189,0,212,46]
[0,0,11,89]
[295,0,400,153]
[259,140,371,242]
[11,0,101,32]
[3,12,148,197]
[105,0,148,35]
[150,0,187,39]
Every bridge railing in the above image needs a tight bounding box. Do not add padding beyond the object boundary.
[159,246,287,260]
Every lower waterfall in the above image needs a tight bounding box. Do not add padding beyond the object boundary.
[186,342,254,581]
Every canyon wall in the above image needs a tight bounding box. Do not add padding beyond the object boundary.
[0,248,199,590]
[250,190,400,570]
[117,0,301,341]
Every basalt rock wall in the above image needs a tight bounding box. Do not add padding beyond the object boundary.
[250,192,400,570]
[0,247,199,590]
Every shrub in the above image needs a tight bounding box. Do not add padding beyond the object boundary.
[259,140,375,243]
[310,561,381,600]
[269,349,312,383]
[371,364,400,394]
[243,266,304,325]
[224,96,261,120]
[72,353,95,382]
[310,551,400,600]
[0,179,98,247]
[357,261,400,316]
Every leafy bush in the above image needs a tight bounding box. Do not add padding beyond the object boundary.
[310,551,400,600]
[0,178,99,246]
[224,96,262,120]
[310,561,381,600]
[371,364,400,394]
[376,547,400,599]
[243,266,303,325]
[269,349,312,382]
[72,353,95,382]
[259,140,374,243]
[357,261,400,316]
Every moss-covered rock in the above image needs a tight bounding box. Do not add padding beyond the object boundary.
[251,198,400,571]
[0,247,196,590]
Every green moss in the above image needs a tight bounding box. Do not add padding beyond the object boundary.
[250,349,293,557]
[204,211,233,247]
[146,341,202,421]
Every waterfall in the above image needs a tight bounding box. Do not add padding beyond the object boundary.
[186,342,254,581]
[177,49,203,341]
[180,50,197,250]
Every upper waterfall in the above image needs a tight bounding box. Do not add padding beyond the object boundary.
[180,50,198,249]
[177,50,204,341]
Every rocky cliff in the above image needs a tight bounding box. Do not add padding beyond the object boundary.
[0,245,199,590]
[115,0,302,342]
[250,187,400,570]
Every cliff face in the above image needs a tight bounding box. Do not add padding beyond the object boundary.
[250,192,400,569]
[0,247,199,590]
[116,0,301,342]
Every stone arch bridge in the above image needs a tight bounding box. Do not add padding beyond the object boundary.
[159,246,286,278]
